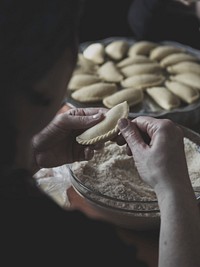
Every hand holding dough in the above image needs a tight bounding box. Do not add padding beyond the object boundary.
[76,101,129,145]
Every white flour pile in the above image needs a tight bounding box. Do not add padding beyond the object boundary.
[184,138,200,188]
[71,138,200,211]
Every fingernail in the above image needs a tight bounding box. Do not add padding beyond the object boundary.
[85,147,94,160]
[92,114,99,119]
[92,111,102,119]
[118,118,128,129]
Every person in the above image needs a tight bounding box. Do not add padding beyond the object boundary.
[0,1,146,266]
[0,1,200,267]
[128,0,200,50]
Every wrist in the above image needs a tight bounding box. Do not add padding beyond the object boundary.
[155,177,196,206]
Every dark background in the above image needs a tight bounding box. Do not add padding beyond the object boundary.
[78,0,200,50]
[79,0,134,43]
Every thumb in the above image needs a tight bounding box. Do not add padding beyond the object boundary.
[59,111,105,130]
[117,118,147,153]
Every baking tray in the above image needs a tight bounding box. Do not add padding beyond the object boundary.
[65,36,200,129]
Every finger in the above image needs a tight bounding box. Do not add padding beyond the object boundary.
[73,145,102,162]
[112,132,126,146]
[57,110,105,130]
[67,107,108,117]
[132,117,183,148]
[132,116,160,139]
[126,144,132,156]
[92,142,105,150]
[117,118,149,154]
[69,145,94,162]
[84,147,94,160]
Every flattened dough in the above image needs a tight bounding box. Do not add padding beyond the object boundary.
[121,74,165,89]
[146,86,181,110]
[165,80,200,104]
[103,87,143,108]
[97,61,124,82]
[170,73,200,90]
[167,61,200,75]
[160,52,199,67]
[76,101,129,145]
[128,41,158,56]
[71,82,117,103]
[117,55,153,68]
[83,43,105,64]
[121,62,162,77]
[150,45,185,61]
[68,74,101,91]
[74,53,99,74]
[105,40,129,60]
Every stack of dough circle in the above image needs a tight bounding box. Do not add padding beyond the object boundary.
[67,39,200,111]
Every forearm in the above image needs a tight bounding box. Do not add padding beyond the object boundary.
[156,182,200,267]
[118,116,200,266]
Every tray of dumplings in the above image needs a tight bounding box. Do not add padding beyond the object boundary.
[65,37,200,126]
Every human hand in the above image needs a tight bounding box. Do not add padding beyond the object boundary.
[117,116,190,193]
[32,107,107,170]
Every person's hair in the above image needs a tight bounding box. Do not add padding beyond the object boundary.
[0,0,83,167]
[0,0,83,90]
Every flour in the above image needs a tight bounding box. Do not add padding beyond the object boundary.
[71,138,200,213]
[184,138,200,189]
[72,141,156,201]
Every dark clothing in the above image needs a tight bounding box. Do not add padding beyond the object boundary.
[128,0,200,50]
[0,170,147,267]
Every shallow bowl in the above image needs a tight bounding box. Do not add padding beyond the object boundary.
[68,125,200,231]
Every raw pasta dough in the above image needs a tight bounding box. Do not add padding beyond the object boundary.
[76,101,129,145]
[146,86,181,110]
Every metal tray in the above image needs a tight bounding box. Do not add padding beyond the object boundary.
[65,37,200,129]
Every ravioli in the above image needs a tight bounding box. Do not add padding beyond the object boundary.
[68,39,200,112]
[83,43,105,64]
[117,55,153,68]
[103,87,143,108]
[165,80,200,104]
[170,73,200,90]
[150,45,185,61]
[76,101,129,145]
[146,86,181,110]
[128,41,158,56]
[68,74,101,91]
[105,40,129,60]
[167,61,200,75]
[121,74,165,89]
[97,61,124,82]
[160,52,199,67]
[71,82,118,103]
[121,62,162,77]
